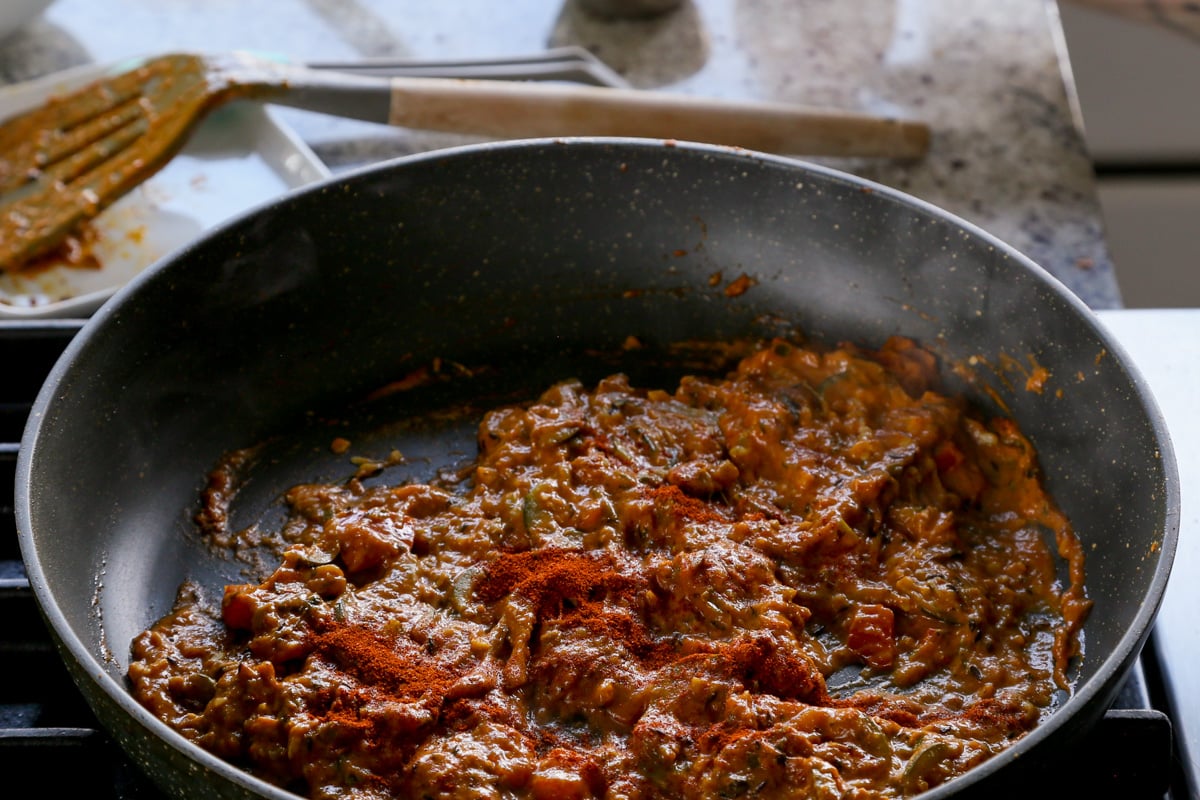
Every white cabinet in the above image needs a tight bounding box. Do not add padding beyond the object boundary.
[1097,177,1200,307]
[1059,3,1200,307]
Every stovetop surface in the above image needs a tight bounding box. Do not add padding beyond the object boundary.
[0,311,1190,798]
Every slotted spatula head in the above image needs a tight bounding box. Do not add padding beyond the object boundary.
[0,54,248,272]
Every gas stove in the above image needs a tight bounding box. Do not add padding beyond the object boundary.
[0,311,1189,798]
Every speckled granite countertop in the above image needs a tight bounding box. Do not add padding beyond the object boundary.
[0,0,1121,308]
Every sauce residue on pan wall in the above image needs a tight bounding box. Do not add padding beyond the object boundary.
[128,335,1089,799]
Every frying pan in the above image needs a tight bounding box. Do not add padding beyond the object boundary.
[16,138,1178,798]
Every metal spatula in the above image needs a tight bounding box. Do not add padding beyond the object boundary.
[0,51,930,272]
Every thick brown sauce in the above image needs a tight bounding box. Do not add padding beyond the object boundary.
[128,336,1089,799]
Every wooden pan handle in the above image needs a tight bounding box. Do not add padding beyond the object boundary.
[385,76,930,159]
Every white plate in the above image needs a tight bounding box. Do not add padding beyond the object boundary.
[0,61,332,319]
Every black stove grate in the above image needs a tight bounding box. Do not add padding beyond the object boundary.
[0,319,1176,798]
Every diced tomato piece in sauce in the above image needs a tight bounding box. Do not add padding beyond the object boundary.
[847,604,896,669]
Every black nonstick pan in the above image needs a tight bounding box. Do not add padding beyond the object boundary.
[16,138,1178,799]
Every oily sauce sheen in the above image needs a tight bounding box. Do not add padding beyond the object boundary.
[128,336,1090,799]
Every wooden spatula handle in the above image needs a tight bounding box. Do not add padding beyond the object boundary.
[385,76,929,159]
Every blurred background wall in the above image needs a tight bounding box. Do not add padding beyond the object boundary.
[1058,1,1200,308]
